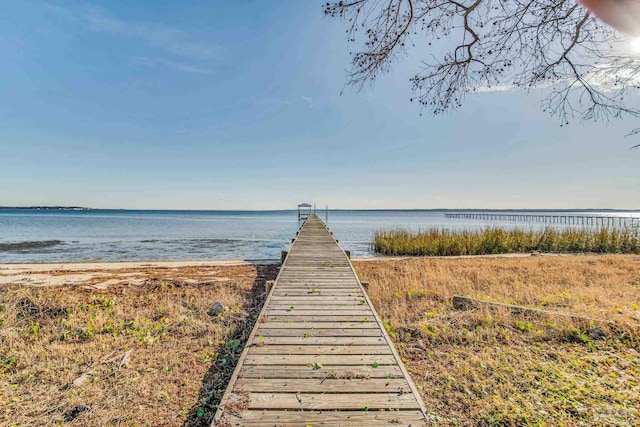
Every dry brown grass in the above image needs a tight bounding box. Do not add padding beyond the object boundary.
[0,264,277,427]
[3,256,640,426]
[354,254,640,426]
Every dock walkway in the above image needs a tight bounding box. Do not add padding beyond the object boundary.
[214,215,427,426]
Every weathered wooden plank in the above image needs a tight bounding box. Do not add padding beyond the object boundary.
[273,286,363,291]
[223,410,426,426]
[265,309,373,316]
[252,336,386,345]
[269,297,365,302]
[267,300,366,306]
[274,287,363,291]
[271,292,364,297]
[278,274,355,275]
[268,304,369,310]
[264,315,375,322]
[258,322,379,330]
[234,378,411,393]
[278,274,357,277]
[257,328,381,337]
[284,267,353,270]
[250,345,391,355]
[272,289,362,293]
[239,365,403,379]
[277,277,358,280]
[243,354,396,366]
[278,272,355,274]
[276,281,357,284]
[275,278,358,281]
[269,297,367,302]
[278,278,352,281]
[244,392,420,410]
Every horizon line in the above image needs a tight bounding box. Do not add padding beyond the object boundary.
[2,206,640,212]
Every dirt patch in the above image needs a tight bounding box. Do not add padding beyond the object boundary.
[0,260,270,288]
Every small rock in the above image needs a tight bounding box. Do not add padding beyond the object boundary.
[72,371,94,388]
[414,339,425,349]
[64,404,90,421]
[405,347,425,355]
[208,301,225,316]
[587,326,607,341]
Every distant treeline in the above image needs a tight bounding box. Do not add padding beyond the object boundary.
[0,206,91,210]
[374,227,640,256]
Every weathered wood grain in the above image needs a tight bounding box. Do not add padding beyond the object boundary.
[249,344,391,355]
[225,410,426,426]
[258,322,379,329]
[239,365,404,379]
[234,378,411,393]
[255,328,381,337]
[245,392,420,410]
[251,336,385,345]
[212,215,427,426]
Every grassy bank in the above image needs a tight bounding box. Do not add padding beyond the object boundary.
[374,227,640,256]
[353,255,640,426]
[0,264,277,427]
[3,256,640,426]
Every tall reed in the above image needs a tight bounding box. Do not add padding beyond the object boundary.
[373,226,640,256]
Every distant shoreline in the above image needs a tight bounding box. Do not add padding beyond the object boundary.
[0,206,91,211]
[1,207,639,213]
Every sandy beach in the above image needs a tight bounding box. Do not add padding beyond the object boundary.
[0,252,567,289]
[0,259,277,289]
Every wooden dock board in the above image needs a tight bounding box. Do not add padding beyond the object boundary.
[213,215,427,426]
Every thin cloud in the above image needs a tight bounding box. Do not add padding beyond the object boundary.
[252,97,291,107]
[474,84,518,93]
[81,7,221,61]
[45,4,222,66]
[585,61,640,92]
[128,56,211,74]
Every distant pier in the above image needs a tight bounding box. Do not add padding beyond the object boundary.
[444,212,640,228]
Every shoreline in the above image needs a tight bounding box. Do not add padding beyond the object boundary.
[0,251,581,268]
[0,252,620,288]
[0,259,277,288]
[0,259,279,271]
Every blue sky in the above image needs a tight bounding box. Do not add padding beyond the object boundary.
[1,1,638,210]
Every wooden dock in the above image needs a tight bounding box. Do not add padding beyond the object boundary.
[445,212,639,228]
[213,215,427,426]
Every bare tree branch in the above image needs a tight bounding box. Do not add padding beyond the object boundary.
[324,0,640,128]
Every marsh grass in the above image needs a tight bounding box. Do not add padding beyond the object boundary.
[354,255,640,426]
[374,226,640,256]
[0,264,276,427]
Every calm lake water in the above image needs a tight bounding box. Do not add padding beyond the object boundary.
[1,209,639,263]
